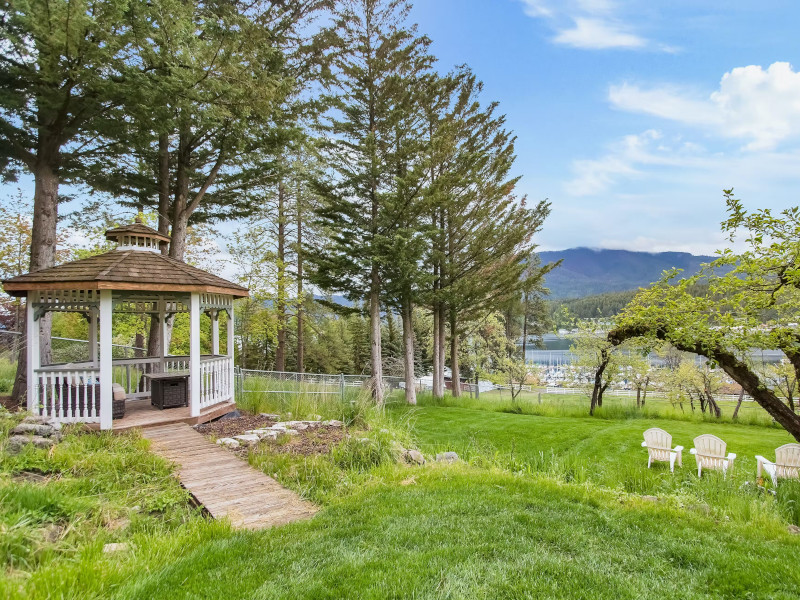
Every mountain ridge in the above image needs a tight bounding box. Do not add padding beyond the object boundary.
[539,247,716,299]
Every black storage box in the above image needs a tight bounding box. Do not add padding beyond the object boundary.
[150,374,189,409]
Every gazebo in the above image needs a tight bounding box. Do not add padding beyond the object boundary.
[2,220,248,430]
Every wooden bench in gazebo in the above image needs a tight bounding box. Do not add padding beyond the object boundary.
[2,219,249,430]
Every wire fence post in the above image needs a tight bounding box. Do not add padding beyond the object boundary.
[339,373,345,403]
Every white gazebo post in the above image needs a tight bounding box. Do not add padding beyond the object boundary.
[26,297,40,413]
[227,302,235,402]
[89,308,98,366]
[211,310,220,356]
[190,292,201,417]
[99,290,113,430]
[159,298,168,367]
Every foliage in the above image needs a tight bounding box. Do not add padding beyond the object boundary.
[605,191,800,440]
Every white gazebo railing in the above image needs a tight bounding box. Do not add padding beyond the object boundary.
[34,366,101,423]
[200,356,233,409]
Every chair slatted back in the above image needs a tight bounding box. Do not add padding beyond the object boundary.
[644,428,672,462]
[693,434,728,471]
[775,443,800,480]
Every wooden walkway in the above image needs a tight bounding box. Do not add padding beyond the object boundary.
[142,423,317,530]
[103,398,237,432]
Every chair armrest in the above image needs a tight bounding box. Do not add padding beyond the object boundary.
[689,448,697,455]
[727,453,736,461]
[673,445,684,452]
[641,441,648,447]
[754,455,771,466]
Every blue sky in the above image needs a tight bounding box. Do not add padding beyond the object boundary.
[409,0,800,254]
[7,1,800,258]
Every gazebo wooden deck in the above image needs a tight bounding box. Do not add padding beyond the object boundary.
[3,220,249,430]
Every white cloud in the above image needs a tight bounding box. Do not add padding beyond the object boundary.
[520,0,553,18]
[609,62,800,150]
[519,0,665,51]
[553,17,646,49]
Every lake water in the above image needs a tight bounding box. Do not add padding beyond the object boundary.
[522,334,784,366]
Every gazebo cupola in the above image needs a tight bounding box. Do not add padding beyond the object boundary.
[104,218,171,253]
[2,219,249,430]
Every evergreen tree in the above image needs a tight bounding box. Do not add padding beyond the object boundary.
[1,0,141,399]
[309,0,433,404]
[422,68,551,396]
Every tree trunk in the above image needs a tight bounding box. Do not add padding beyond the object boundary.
[597,381,607,407]
[401,298,416,405]
[589,349,609,415]
[705,387,721,418]
[147,133,171,358]
[369,267,384,405]
[521,290,529,360]
[450,310,460,398]
[608,325,800,442]
[296,191,305,373]
[13,160,59,402]
[636,387,641,407]
[275,181,287,372]
[437,303,446,396]
[732,387,744,420]
[432,299,440,398]
[642,377,649,405]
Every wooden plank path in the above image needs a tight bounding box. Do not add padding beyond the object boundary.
[142,423,317,530]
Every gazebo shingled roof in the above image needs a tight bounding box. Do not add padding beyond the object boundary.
[2,221,248,297]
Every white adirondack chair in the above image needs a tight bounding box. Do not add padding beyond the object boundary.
[755,443,800,486]
[689,434,736,477]
[642,428,683,473]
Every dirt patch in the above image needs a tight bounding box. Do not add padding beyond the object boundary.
[195,413,347,457]
[194,414,277,438]
[267,427,346,456]
[0,395,20,411]
[13,471,53,485]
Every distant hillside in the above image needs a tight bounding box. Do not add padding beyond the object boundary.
[539,248,716,299]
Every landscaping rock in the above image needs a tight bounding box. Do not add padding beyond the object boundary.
[788,524,800,535]
[22,415,61,429]
[641,495,659,503]
[103,543,129,553]
[435,451,460,463]
[259,413,280,420]
[43,524,66,543]
[404,449,426,465]
[232,434,261,445]
[216,438,240,448]
[688,503,711,515]
[6,434,56,454]
[12,422,57,437]
[283,429,300,436]
[218,409,243,421]
[324,420,343,428]
[245,429,280,440]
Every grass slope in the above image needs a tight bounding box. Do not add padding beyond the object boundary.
[116,467,800,600]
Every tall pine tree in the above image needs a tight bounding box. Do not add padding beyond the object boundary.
[309,0,433,404]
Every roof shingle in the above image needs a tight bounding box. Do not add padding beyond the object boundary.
[3,250,248,297]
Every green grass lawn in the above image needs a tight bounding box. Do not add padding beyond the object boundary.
[3,392,800,599]
[115,467,800,600]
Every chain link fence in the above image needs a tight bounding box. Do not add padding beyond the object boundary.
[235,368,405,403]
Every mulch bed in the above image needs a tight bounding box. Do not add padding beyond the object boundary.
[195,413,347,457]
[194,414,277,438]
